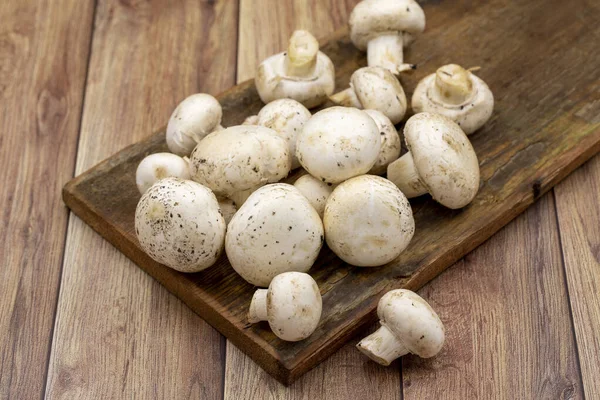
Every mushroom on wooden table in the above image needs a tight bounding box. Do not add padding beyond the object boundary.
[135,153,190,194]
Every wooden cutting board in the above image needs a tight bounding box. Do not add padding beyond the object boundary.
[62,0,600,385]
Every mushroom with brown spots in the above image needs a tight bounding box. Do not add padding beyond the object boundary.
[135,152,190,194]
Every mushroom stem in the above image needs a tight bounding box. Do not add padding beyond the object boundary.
[387,152,428,198]
[248,289,269,323]
[329,87,362,108]
[356,324,409,366]
[433,64,474,105]
[367,34,415,74]
[286,30,319,77]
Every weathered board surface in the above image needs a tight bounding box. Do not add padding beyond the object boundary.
[62,0,600,384]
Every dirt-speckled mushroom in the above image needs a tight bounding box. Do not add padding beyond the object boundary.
[412,64,494,134]
[329,67,407,124]
[324,175,414,267]
[255,30,335,108]
[293,174,334,217]
[135,153,190,194]
[364,110,401,175]
[248,272,322,341]
[387,112,480,209]
[217,197,237,225]
[135,178,225,272]
[225,184,324,287]
[357,289,445,366]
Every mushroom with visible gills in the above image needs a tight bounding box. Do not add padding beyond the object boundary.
[412,64,494,134]
[364,110,401,175]
[357,289,445,366]
[293,174,334,218]
[248,272,322,341]
[135,153,190,194]
[387,112,480,209]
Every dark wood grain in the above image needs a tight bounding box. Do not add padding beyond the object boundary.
[62,0,600,385]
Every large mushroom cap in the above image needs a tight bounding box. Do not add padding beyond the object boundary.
[324,175,415,267]
[349,0,425,50]
[405,112,480,208]
[351,67,407,124]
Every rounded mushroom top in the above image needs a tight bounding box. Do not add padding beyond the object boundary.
[351,66,407,124]
[189,125,291,198]
[267,272,322,341]
[349,0,426,50]
[405,112,480,209]
[412,64,494,134]
[135,153,190,194]
[377,289,445,358]
[296,107,381,184]
[166,93,222,156]
[364,110,401,175]
[293,173,334,217]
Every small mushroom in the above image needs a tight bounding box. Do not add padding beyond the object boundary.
[248,272,322,341]
[225,184,324,287]
[135,153,190,194]
[356,289,444,366]
[293,174,334,217]
[296,107,381,184]
[329,67,407,124]
[189,125,291,198]
[135,178,226,273]
[387,112,480,209]
[217,197,237,225]
[255,30,335,108]
[412,64,494,134]
[364,110,401,175]
[166,93,223,156]
[242,115,259,125]
[228,184,264,208]
[324,175,415,267]
[349,0,425,74]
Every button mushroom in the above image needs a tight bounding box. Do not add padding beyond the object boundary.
[293,174,334,218]
[296,107,381,184]
[255,30,335,108]
[135,152,190,194]
[135,178,226,273]
[356,289,444,366]
[387,112,480,209]
[166,93,223,156]
[349,0,425,74]
[189,125,291,198]
[217,197,237,225]
[412,64,494,134]
[324,175,415,267]
[248,272,322,341]
[225,183,324,287]
[329,66,407,124]
[364,110,401,175]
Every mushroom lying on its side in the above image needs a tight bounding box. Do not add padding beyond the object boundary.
[135,153,190,194]
[364,110,401,175]
[293,174,334,218]
[357,289,445,366]
[248,272,322,341]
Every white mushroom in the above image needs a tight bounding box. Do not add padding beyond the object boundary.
[412,64,494,134]
[293,174,334,217]
[296,107,381,184]
[242,115,259,125]
[329,67,407,124]
[135,178,225,273]
[217,197,237,225]
[228,184,264,208]
[166,93,223,156]
[189,125,291,198]
[349,0,425,74]
[255,30,335,108]
[225,184,324,287]
[324,175,414,267]
[135,153,190,194]
[387,112,480,209]
[364,110,401,175]
[257,99,312,169]
[357,289,445,366]
[248,272,322,341]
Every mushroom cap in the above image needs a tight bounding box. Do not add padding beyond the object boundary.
[412,68,494,134]
[364,110,401,175]
[377,289,445,358]
[135,178,226,273]
[189,125,291,198]
[349,0,426,50]
[351,67,407,124]
[217,197,237,225]
[296,107,381,184]
[166,94,222,156]
[404,112,480,209]
[267,272,322,341]
[135,153,190,194]
[257,99,312,169]
[324,175,414,266]
[255,51,335,108]
[225,184,324,287]
[293,173,334,217]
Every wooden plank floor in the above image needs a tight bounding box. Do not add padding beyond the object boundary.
[0,0,598,399]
